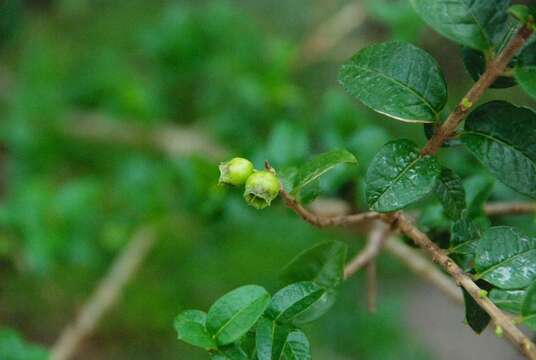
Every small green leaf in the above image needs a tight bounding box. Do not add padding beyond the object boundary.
[280,241,347,289]
[475,227,536,289]
[255,317,291,360]
[291,290,337,325]
[291,149,357,199]
[207,285,271,346]
[462,101,536,198]
[281,330,311,360]
[435,168,466,220]
[266,282,325,324]
[174,310,216,350]
[521,281,536,330]
[366,139,441,212]
[515,40,536,99]
[450,214,488,255]
[490,289,525,315]
[410,0,510,50]
[463,287,491,334]
[339,41,447,123]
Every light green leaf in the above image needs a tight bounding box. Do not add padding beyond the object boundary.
[255,317,291,360]
[291,149,357,199]
[280,241,347,289]
[211,344,249,360]
[521,281,536,331]
[366,139,441,212]
[435,168,466,220]
[0,328,48,360]
[462,101,536,198]
[282,330,311,360]
[292,290,337,325]
[410,0,510,50]
[475,227,536,289]
[174,310,216,350]
[207,285,271,346]
[489,288,525,314]
[266,282,325,324]
[515,40,536,99]
[339,41,447,123]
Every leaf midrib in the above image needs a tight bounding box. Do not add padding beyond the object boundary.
[212,295,267,341]
[351,64,439,119]
[371,155,422,209]
[477,248,536,280]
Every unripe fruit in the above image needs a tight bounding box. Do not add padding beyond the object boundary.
[243,170,280,209]
[218,157,254,186]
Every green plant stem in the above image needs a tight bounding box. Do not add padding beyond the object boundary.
[422,22,534,155]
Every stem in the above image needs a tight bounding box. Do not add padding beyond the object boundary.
[422,23,534,155]
[485,202,536,216]
[343,222,389,279]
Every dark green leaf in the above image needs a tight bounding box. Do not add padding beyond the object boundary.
[366,139,441,212]
[435,168,466,220]
[266,282,325,324]
[462,101,536,198]
[291,149,357,200]
[475,227,536,289]
[174,310,216,350]
[464,175,495,217]
[291,290,337,325]
[280,241,347,289]
[515,40,536,99]
[339,41,447,123]
[450,214,488,254]
[410,0,509,50]
[462,47,516,88]
[521,281,536,331]
[281,330,311,360]
[490,289,525,314]
[462,287,490,334]
[255,317,291,360]
[207,285,271,346]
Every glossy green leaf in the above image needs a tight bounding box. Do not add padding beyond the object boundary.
[291,149,357,199]
[435,168,466,220]
[280,241,347,289]
[475,227,536,289]
[489,289,525,314]
[291,290,337,325]
[450,214,488,255]
[211,344,249,360]
[521,281,536,330]
[255,317,291,360]
[266,281,325,324]
[366,139,441,212]
[338,41,447,123]
[462,287,490,334]
[174,310,216,350]
[515,40,536,99]
[410,0,509,50]
[207,285,271,346]
[281,330,311,360]
[462,101,536,198]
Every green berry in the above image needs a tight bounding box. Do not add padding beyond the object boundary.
[218,157,254,186]
[243,170,280,209]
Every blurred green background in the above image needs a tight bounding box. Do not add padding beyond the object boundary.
[0,1,534,359]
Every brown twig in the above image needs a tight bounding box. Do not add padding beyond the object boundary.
[485,202,536,216]
[343,222,390,279]
[394,213,536,360]
[50,227,157,360]
[279,188,383,227]
[422,23,534,155]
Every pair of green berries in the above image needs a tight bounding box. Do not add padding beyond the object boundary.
[218,157,280,209]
